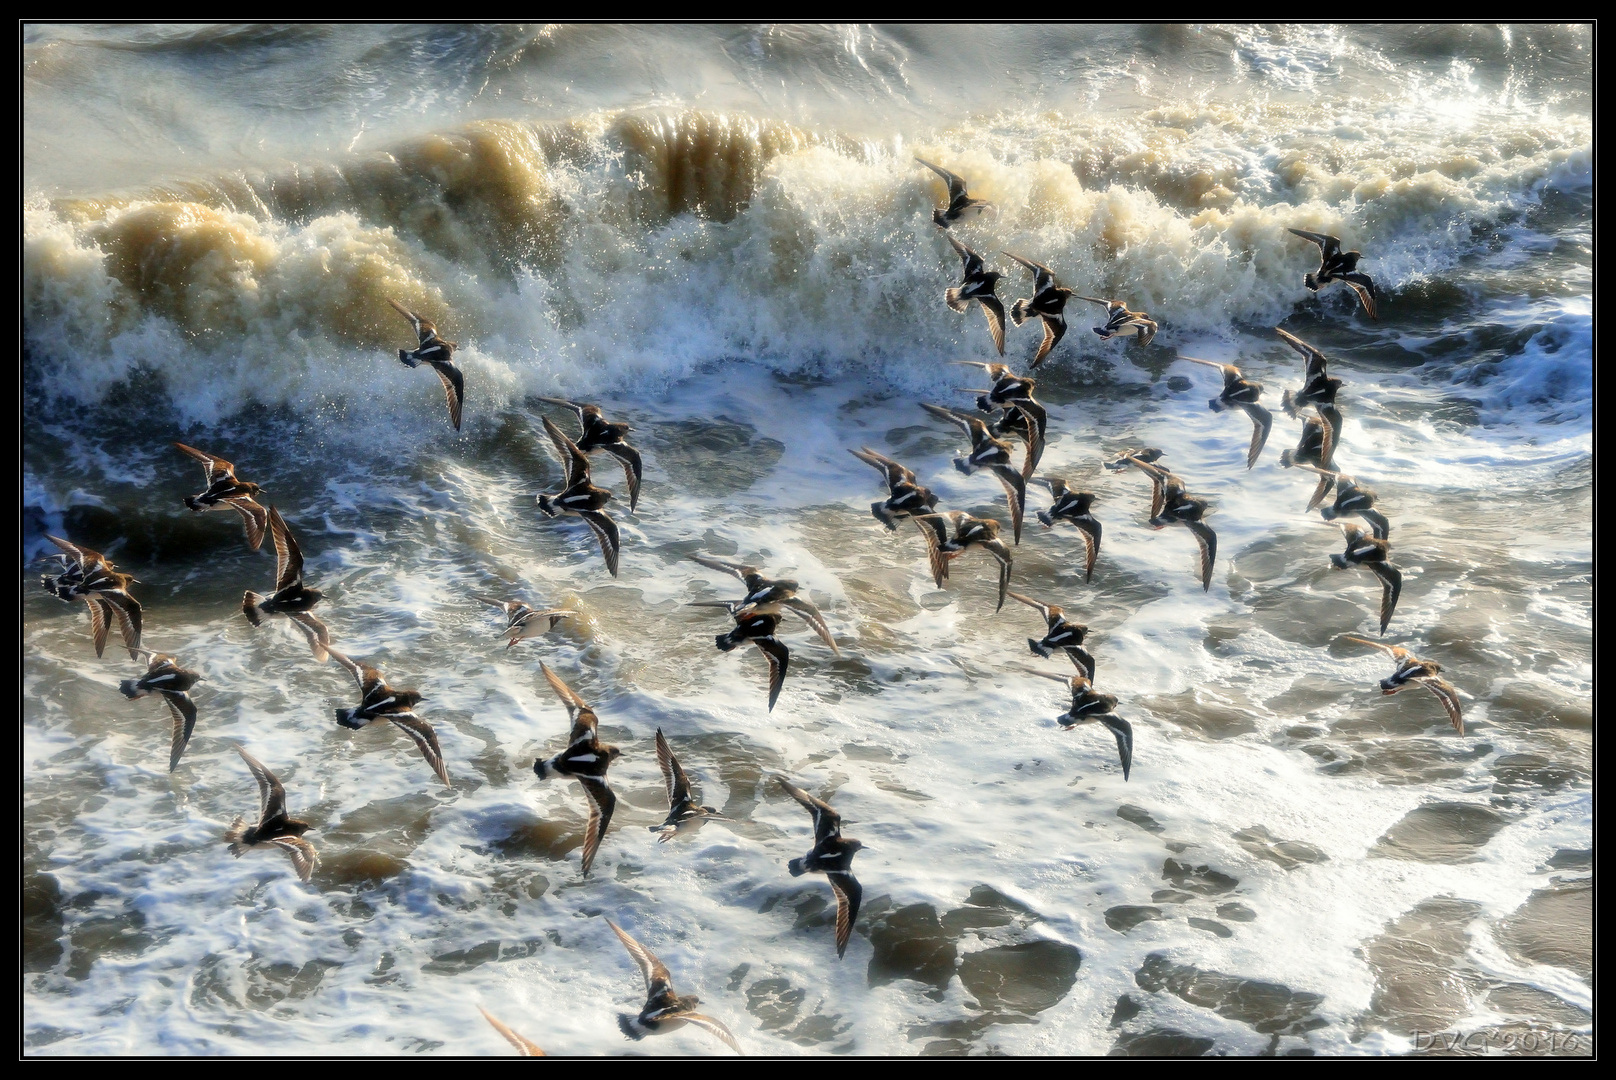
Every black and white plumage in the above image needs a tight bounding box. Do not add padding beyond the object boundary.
[606,918,743,1053]
[1035,477,1102,583]
[173,441,269,551]
[848,447,940,530]
[1343,637,1463,734]
[479,1009,546,1056]
[535,396,644,513]
[951,360,1046,472]
[693,601,792,712]
[1274,327,1344,424]
[224,745,318,882]
[242,507,330,662]
[1077,294,1158,346]
[535,415,621,577]
[1008,591,1095,681]
[940,231,1006,354]
[1148,478,1218,593]
[778,777,864,960]
[1002,252,1073,369]
[1294,465,1390,540]
[473,594,575,650]
[691,555,837,654]
[388,298,465,430]
[118,650,202,772]
[43,536,143,660]
[1287,229,1379,318]
[1178,356,1274,470]
[650,728,730,842]
[328,648,449,787]
[1278,416,1338,512]
[1021,666,1133,781]
[1104,449,1178,521]
[1329,525,1402,636]
[920,402,1030,544]
[916,157,994,228]
[912,511,1013,612]
[533,663,620,876]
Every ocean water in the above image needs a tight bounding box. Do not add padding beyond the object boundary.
[23,24,1591,1056]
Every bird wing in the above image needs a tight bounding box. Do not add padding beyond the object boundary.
[172,441,234,485]
[288,612,331,663]
[778,777,841,842]
[84,596,111,658]
[1187,520,1218,593]
[1346,278,1379,319]
[1369,562,1402,635]
[911,514,951,587]
[270,836,320,883]
[479,1008,546,1057]
[1001,251,1055,291]
[849,447,913,488]
[654,728,691,808]
[535,395,589,428]
[827,871,862,960]
[603,443,643,512]
[945,230,983,276]
[235,744,286,825]
[162,692,198,773]
[1274,326,1328,376]
[577,775,615,876]
[754,636,789,712]
[388,298,434,345]
[1342,636,1411,662]
[48,535,104,572]
[1010,399,1046,465]
[605,918,674,998]
[539,662,598,736]
[982,539,1013,612]
[1007,591,1054,621]
[1100,715,1134,781]
[1074,518,1100,582]
[541,415,591,489]
[1287,228,1336,256]
[692,555,755,582]
[782,596,838,654]
[677,1013,744,1055]
[100,592,143,658]
[429,359,465,431]
[920,402,979,439]
[266,507,304,591]
[1030,314,1063,369]
[1076,295,1113,309]
[977,295,1008,356]
[225,498,269,552]
[390,714,450,787]
[577,509,622,578]
[915,157,967,201]
[1421,677,1463,735]
[990,464,1026,546]
[1241,403,1273,469]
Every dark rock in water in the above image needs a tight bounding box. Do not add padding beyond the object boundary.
[1161,858,1239,895]
[1152,889,1197,905]
[1491,753,1587,794]
[1117,804,1165,833]
[23,871,64,973]
[652,416,784,496]
[1233,825,1329,869]
[941,884,1037,934]
[1109,1028,1217,1057]
[1187,918,1233,939]
[1134,953,1326,1036]
[1545,847,1592,871]
[866,903,957,993]
[1217,902,1258,923]
[1371,802,1508,863]
[1484,984,1592,1029]
[958,940,1082,1015]
[1105,905,1165,932]
[1495,881,1591,978]
[1110,994,1142,1028]
[1361,896,1485,1034]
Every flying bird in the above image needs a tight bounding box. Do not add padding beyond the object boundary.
[915,157,994,228]
[118,650,202,772]
[1343,637,1462,734]
[474,594,575,650]
[224,745,318,882]
[1178,356,1273,469]
[691,555,837,653]
[912,511,1013,612]
[778,777,864,959]
[388,298,465,430]
[535,397,644,513]
[1287,229,1379,318]
[1329,525,1402,636]
[921,402,1029,544]
[692,601,792,712]
[650,728,731,842]
[606,918,743,1053]
[940,231,1006,354]
[536,415,621,577]
[328,649,449,787]
[242,507,330,662]
[1020,666,1133,780]
[1077,294,1158,346]
[173,442,269,551]
[1034,477,1102,583]
[1008,591,1095,680]
[1002,252,1073,368]
[533,663,620,876]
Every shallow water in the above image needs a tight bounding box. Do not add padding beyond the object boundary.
[24,23,1590,1056]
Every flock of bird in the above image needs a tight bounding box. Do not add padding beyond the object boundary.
[31,156,1468,1055]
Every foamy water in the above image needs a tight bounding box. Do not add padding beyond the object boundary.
[25,24,1590,1056]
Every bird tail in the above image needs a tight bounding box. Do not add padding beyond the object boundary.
[871,502,899,531]
[225,816,250,850]
[398,349,420,368]
[944,286,969,313]
[618,1015,647,1041]
[533,758,550,780]
[335,708,363,728]
[183,495,206,512]
[1010,299,1031,326]
[1278,450,1297,468]
[1329,554,1348,570]
[1304,272,1319,292]
[118,679,147,700]
[932,209,948,229]
[1092,327,1112,339]
[536,495,559,518]
[715,631,741,652]
[1036,509,1055,528]
[1208,398,1228,413]
[1280,388,1301,420]
[1319,505,1338,520]
[788,857,807,877]
[1027,638,1054,659]
[242,592,265,626]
